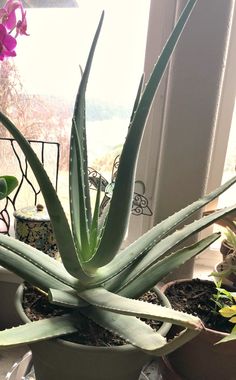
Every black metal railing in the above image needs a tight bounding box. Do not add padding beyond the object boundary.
[0,137,60,235]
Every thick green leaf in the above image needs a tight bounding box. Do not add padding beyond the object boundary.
[89,0,198,268]
[215,325,236,344]
[89,176,102,255]
[90,176,236,286]
[118,233,221,297]
[82,306,202,355]
[82,306,166,351]
[114,206,236,293]
[0,235,80,291]
[79,287,202,330]
[0,112,90,281]
[129,74,144,124]
[0,176,18,199]
[149,327,203,356]
[70,121,90,260]
[0,315,78,347]
[70,11,104,252]
[49,288,87,308]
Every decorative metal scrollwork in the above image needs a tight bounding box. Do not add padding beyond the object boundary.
[0,139,152,237]
[88,155,152,217]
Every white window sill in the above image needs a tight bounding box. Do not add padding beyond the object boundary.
[194,247,222,280]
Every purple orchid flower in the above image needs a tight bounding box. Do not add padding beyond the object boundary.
[0,23,17,61]
[0,0,28,60]
[15,9,29,37]
[2,0,23,31]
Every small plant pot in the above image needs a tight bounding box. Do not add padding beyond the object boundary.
[14,205,57,257]
[15,284,171,380]
[162,279,236,380]
[220,239,235,260]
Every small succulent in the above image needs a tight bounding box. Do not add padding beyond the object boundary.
[0,0,236,356]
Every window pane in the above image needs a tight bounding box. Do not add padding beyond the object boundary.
[0,1,150,220]
[218,98,236,208]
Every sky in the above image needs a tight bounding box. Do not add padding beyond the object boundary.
[15,1,151,107]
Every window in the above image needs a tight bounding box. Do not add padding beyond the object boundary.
[1,0,234,268]
[138,0,236,224]
[206,1,236,210]
[0,1,150,221]
[128,0,236,275]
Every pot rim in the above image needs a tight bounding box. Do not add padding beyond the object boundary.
[161,278,235,338]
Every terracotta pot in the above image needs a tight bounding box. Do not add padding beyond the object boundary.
[15,284,171,380]
[162,279,236,380]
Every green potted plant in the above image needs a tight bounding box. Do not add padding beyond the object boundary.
[204,211,236,259]
[203,212,236,285]
[162,277,236,380]
[220,222,236,259]
[210,222,236,286]
[0,1,236,379]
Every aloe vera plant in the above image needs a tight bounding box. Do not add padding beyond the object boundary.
[0,0,236,356]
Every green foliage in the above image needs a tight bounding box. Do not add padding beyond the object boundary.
[0,0,236,355]
[211,280,235,310]
[0,175,18,200]
[210,282,236,344]
[224,223,236,249]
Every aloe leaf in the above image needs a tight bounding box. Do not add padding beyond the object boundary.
[70,120,90,260]
[118,233,221,297]
[90,0,198,268]
[114,205,236,293]
[0,246,67,291]
[129,73,144,124]
[0,235,80,291]
[70,11,104,238]
[149,327,203,356]
[89,176,102,256]
[82,306,165,351]
[0,175,18,199]
[0,112,89,281]
[90,176,236,286]
[79,287,202,330]
[48,288,88,308]
[0,315,78,347]
[215,326,236,345]
[81,306,202,355]
[108,177,236,273]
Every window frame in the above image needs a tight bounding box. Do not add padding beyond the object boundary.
[127,0,236,251]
